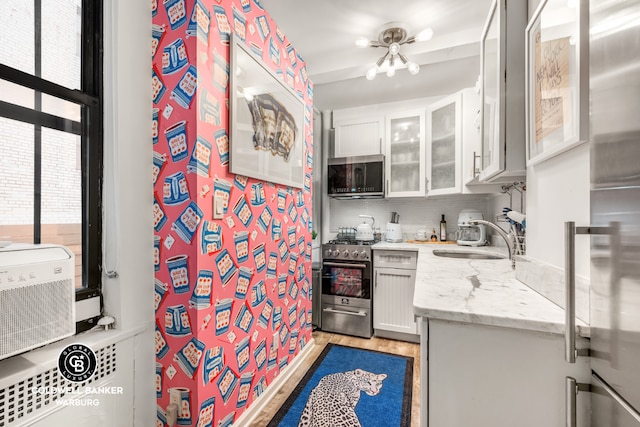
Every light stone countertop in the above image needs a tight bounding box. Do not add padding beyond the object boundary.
[371,242,590,337]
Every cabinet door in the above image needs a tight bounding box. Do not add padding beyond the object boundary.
[480,4,501,181]
[333,116,383,157]
[428,319,591,427]
[426,93,462,195]
[373,267,417,334]
[479,0,526,183]
[385,111,425,198]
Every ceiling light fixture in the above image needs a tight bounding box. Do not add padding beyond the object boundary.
[357,24,433,80]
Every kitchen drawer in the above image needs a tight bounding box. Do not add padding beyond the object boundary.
[373,250,417,269]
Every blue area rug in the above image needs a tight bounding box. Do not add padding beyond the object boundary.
[267,343,413,427]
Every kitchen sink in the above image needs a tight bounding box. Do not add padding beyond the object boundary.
[432,250,505,260]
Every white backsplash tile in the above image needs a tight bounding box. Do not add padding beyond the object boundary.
[328,194,491,240]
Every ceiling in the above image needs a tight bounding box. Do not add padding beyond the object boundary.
[260,0,494,110]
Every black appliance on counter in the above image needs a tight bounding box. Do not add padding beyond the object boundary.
[327,154,385,199]
[320,237,375,338]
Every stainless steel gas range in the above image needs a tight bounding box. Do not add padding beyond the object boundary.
[320,238,375,338]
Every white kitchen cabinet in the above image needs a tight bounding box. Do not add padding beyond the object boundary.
[421,318,591,427]
[385,111,426,198]
[426,92,462,195]
[373,250,419,342]
[426,87,502,196]
[479,0,527,183]
[333,115,384,158]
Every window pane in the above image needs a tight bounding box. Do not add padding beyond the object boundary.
[0,79,35,110]
[0,1,35,76]
[41,0,82,90]
[41,93,82,122]
[0,117,35,244]
[41,127,82,288]
[0,79,82,122]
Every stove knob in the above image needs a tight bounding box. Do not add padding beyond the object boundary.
[325,249,333,257]
[351,250,360,258]
[360,251,368,259]
[332,249,340,257]
[342,250,350,257]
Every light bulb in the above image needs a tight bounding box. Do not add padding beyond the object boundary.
[387,56,396,77]
[366,67,377,80]
[355,37,370,48]
[407,61,420,75]
[415,28,434,42]
[389,42,400,55]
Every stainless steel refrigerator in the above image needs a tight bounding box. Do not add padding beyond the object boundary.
[588,0,640,425]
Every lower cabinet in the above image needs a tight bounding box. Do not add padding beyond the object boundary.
[421,318,591,427]
[373,250,418,342]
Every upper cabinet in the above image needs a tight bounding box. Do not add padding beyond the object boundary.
[332,114,384,158]
[426,93,462,195]
[426,88,501,195]
[479,0,527,183]
[386,111,426,198]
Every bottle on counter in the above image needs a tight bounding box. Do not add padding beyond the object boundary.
[440,215,447,241]
[430,228,438,242]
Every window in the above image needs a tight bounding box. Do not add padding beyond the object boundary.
[0,0,103,332]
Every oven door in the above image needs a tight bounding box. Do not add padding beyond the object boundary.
[321,261,371,300]
[321,259,372,338]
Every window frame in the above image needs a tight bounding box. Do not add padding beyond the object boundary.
[0,0,103,333]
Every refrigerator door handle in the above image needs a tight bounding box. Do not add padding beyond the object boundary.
[566,377,591,427]
[564,221,601,363]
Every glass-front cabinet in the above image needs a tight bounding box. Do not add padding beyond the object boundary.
[385,111,425,197]
[479,0,526,182]
[427,93,462,195]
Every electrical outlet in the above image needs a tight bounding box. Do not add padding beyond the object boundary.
[169,388,181,406]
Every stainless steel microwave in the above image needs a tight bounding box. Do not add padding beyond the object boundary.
[327,154,385,199]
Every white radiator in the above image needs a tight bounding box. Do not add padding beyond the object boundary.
[0,244,75,361]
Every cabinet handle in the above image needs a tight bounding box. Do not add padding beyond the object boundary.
[386,179,389,195]
[375,270,378,287]
[379,137,382,154]
[564,221,611,362]
[566,377,591,427]
[322,307,367,317]
[473,151,480,176]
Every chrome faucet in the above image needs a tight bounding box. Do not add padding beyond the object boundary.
[470,219,515,269]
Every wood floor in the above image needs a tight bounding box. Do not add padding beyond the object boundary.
[251,330,421,426]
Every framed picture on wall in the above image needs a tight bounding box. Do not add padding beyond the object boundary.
[525,0,588,166]
[229,33,305,188]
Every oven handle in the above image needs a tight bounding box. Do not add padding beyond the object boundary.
[322,307,367,317]
[323,262,368,269]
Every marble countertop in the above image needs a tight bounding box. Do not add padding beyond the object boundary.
[371,242,590,337]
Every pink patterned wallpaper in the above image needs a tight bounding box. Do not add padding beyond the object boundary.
[152,0,314,425]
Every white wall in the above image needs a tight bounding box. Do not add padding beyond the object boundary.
[101,0,155,424]
[518,0,591,278]
[525,143,590,277]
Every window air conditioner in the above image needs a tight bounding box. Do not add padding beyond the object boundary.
[0,244,75,361]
